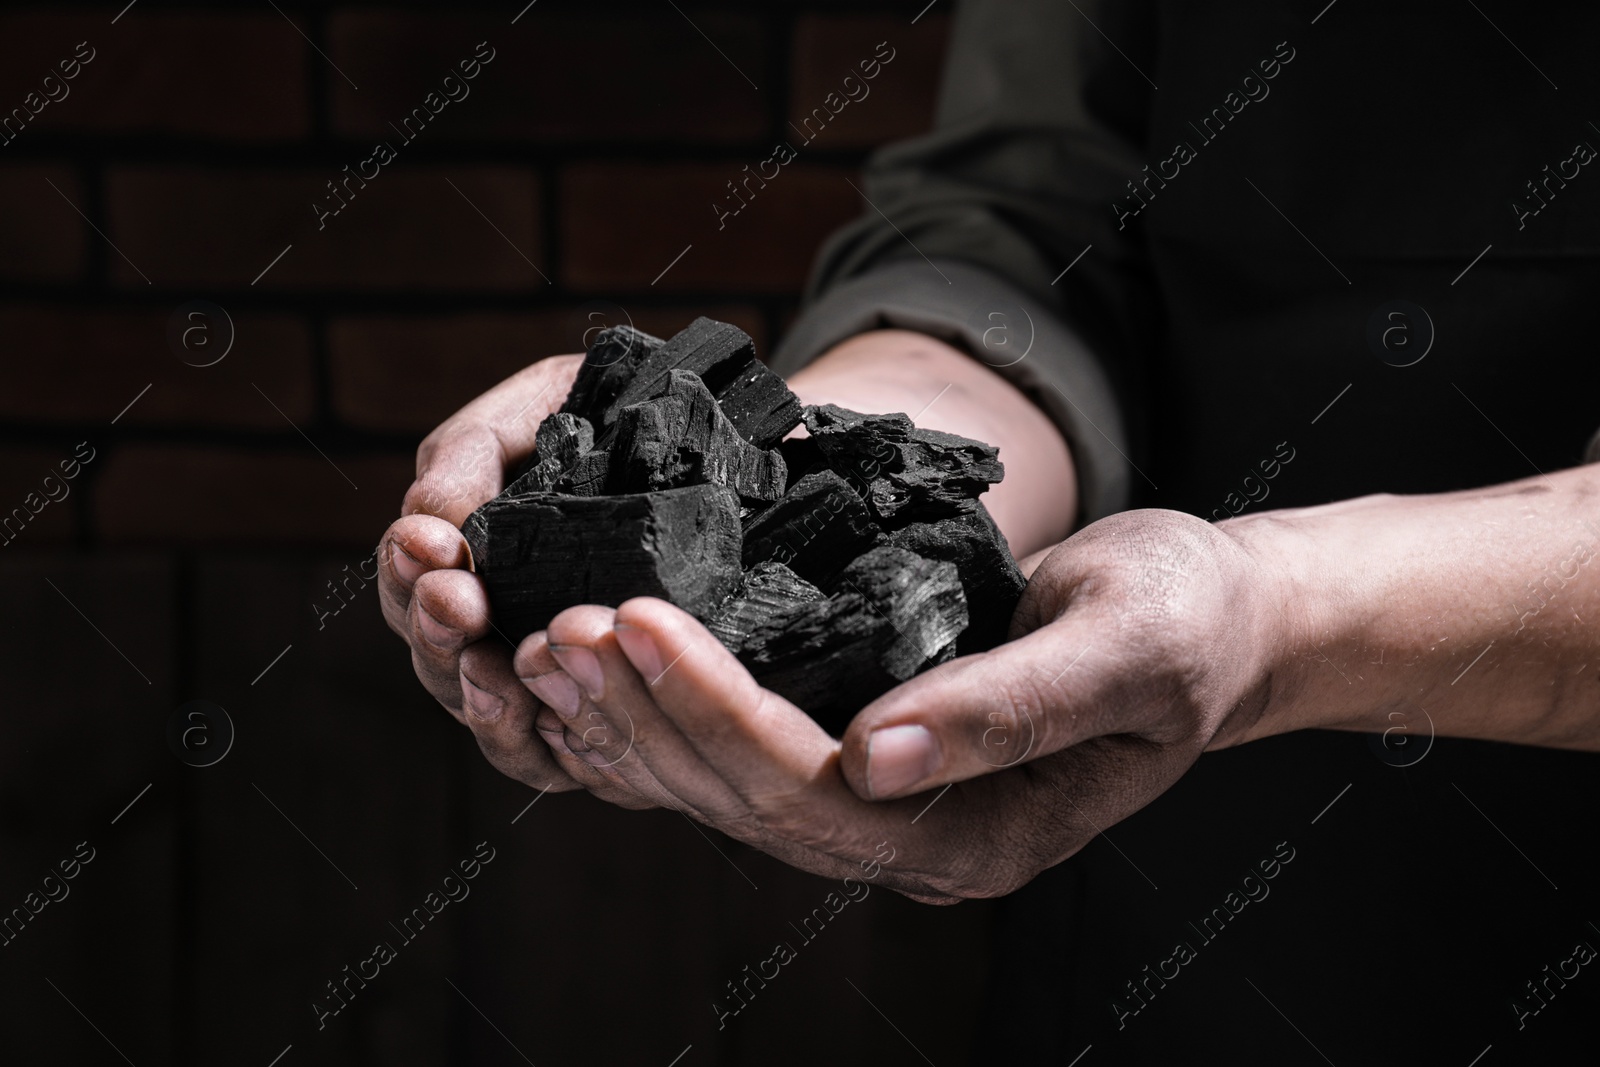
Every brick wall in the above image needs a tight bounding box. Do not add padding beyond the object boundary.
[0,4,976,1066]
[1,1,949,551]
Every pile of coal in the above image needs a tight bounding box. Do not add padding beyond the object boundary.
[462,317,1025,732]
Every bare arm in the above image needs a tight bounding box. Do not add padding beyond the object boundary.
[1228,464,1600,751]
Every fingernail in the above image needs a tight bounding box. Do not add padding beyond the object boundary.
[580,746,616,769]
[522,670,581,720]
[549,644,604,701]
[416,605,462,649]
[613,624,663,683]
[533,708,575,755]
[390,539,426,585]
[564,725,593,754]
[866,724,940,799]
[462,676,504,723]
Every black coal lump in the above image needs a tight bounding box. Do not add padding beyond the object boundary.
[829,546,967,680]
[888,507,1024,655]
[560,325,664,425]
[740,468,884,586]
[708,547,966,734]
[714,358,803,450]
[554,449,611,497]
[610,369,787,502]
[803,403,1004,523]
[705,561,827,652]
[462,483,742,641]
[500,413,596,497]
[463,316,1026,730]
[593,317,761,432]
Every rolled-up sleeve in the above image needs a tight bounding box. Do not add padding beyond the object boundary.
[769,0,1158,524]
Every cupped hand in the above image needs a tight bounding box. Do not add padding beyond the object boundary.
[495,508,1294,900]
[379,354,611,799]
[836,508,1291,803]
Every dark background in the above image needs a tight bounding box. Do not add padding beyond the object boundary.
[0,3,994,1064]
[9,4,1600,1066]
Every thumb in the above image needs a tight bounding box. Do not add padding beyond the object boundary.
[837,616,1108,801]
[403,355,582,526]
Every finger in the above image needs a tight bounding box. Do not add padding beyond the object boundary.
[540,603,750,822]
[541,606,729,813]
[379,515,472,640]
[605,601,1057,898]
[408,568,497,718]
[608,598,840,796]
[838,613,1117,801]
[404,355,582,526]
[588,599,1099,899]
[457,642,583,794]
[600,599,936,865]
[515,629,662,811]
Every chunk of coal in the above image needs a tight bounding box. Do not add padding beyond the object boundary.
[463,316,1026,732]
[611,370,787,501]
[804,404,1004,523]
[714,359,803,449]
[741,468,883,585]
[704,561,827,651]
[829,546,967,680]
[560,325,663,423]
[462,483,742,640]
[554,449,611,496]
[501,413,595,496]
[888,507,1025,654]
[707,548,967,733]
[587,317,760,433]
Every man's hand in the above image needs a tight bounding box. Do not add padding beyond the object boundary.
[498,509,1292,900]
[836,508,1288,801]
[378,354,652,805]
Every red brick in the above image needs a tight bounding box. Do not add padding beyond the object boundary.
[560,163,860,293]
[94,446,415,547]
[0,14,307,141]
[329,306,767,433]
[0,305,313,428]
[789,16,949,149]
[0,446,84,548]
[329,13,767,143]
[0,163,85,282]
[105,166,543,291]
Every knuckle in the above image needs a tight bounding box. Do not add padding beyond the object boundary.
[968,671,1056,764]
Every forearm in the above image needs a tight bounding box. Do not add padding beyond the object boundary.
[1228,465,1600,750]
[784,328,1078,558]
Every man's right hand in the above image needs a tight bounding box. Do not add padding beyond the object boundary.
[377,354,656,808]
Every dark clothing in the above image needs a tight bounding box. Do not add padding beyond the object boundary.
[775,1,1600,1062]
